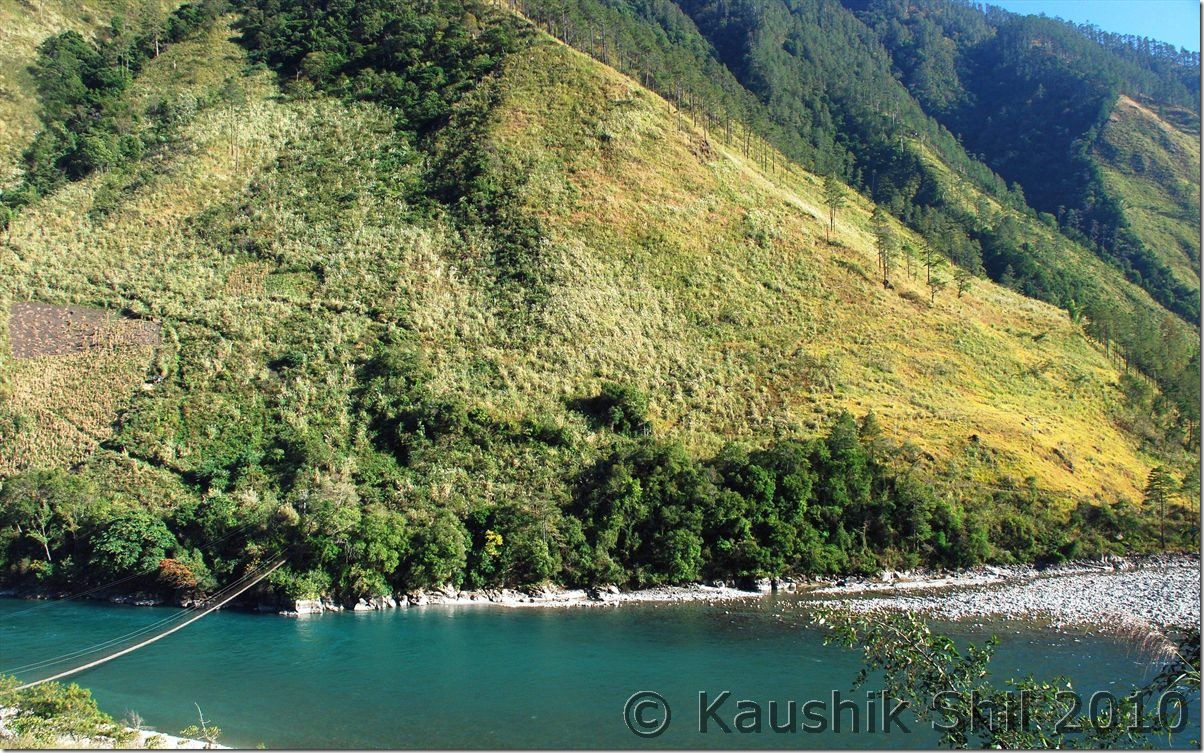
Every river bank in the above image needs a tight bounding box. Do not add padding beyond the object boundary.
[273,553,1201,633]
[0,705,226,749]
[810,553,1200,630]
[271,581,770,614]
[3,554,1197,628]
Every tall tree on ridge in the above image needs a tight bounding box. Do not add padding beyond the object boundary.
[1143,466,1176,551]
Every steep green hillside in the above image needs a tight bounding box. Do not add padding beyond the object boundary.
[513,0,1199,443]
[846,0,1201,324]
[0,0,172,186]
[0,1,1195,601]
[1095,95,1201,294]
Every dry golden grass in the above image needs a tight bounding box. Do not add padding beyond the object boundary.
[0,16,1171,511]
[1,346,155,474]
[470,39,1160,504]
[224,261,270,298]
[1096,95,1201,293]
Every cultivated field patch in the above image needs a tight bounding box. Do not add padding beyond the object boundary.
[2,302,161,474]
[9,302,160,358]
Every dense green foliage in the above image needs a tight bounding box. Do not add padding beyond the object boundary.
[0,1,224,222]
[0,676,137,747]
[2,394,1195,601]
[234,0,520,137]
[820,610,1201,748]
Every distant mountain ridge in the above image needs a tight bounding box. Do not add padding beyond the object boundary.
[846,0,1199,322]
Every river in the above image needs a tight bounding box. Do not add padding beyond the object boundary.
[1,597,1198,748]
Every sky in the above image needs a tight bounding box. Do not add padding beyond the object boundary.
[986,0,1201,52]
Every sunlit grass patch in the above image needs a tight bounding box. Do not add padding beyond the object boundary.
[481,38,1165,502]
[0,12,1183,528]
[1095,95,1200,293]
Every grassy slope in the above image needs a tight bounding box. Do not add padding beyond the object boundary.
[0,0,173,186]
[1,17,301,477]
[0,14,1169,511]
[1095,95,1201,294]
[481,37,1157,503]
[912,130,1194,349]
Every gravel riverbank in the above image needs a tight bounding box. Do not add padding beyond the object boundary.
[5,555,1197,630]
[811,554,1200,629]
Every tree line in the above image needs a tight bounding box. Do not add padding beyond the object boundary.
[4,359,1195,602]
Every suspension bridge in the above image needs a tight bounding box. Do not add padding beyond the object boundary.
[2,556,286,693]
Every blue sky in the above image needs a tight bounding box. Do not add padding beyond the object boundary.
[987,0,1201,52]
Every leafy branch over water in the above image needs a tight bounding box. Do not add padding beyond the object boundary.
[816,608,1202,748]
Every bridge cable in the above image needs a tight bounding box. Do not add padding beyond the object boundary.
[1,554,286,676]
[3,558,286,693]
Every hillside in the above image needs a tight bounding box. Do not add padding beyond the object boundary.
[0,0,169,185]
[0,0,1197,601]
[845,0,1201,326]
[1095,95,1201,295]
[513,0,1199,445]
[492,38,1157,499]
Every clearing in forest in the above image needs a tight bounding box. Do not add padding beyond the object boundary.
[9,302,160,359]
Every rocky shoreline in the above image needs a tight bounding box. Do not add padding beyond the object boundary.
[3,554,1197,629]
[262,553,1202,627]
[810,553,1200,630]
[269,581,773,615]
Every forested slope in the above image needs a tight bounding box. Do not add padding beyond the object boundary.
[0,0,175,185]
[847,0,1200,323]
[0,0,1196,604]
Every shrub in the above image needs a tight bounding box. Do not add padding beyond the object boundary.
[0,677,134,746]
[571,382,650,436]
[405,510,469,589]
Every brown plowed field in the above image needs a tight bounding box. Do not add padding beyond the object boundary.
[9,302,160,358]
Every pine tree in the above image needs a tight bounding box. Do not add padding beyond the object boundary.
[871,206,898,288]
[1143,466,1176,551]
[928,271,947,304]
[822,174,845,243]
[923,243,946,303]
[953,267,972,298]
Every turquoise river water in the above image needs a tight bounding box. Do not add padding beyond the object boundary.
[1,596,1198,748]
